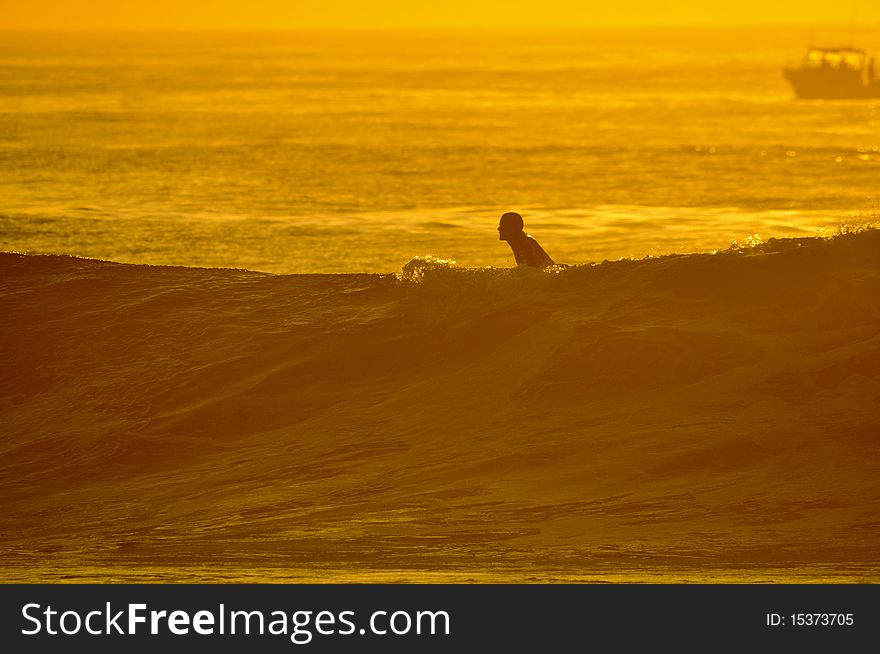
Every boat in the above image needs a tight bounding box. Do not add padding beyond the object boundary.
[783,46,880,98]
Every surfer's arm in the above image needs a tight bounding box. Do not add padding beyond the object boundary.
[525,235,556,267]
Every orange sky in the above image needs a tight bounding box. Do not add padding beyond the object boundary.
[2,0,879,30]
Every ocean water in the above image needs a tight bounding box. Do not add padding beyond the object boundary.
[1,28,879,273]
[2,231,879,582]
[2,29,880,583]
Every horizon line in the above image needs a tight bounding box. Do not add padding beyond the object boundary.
[2,23,880,32]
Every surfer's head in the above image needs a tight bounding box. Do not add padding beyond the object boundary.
[498,212,524,241]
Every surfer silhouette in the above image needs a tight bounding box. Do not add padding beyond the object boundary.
[497,211,555,268]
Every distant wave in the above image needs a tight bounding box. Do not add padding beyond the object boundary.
[1,230,879,581]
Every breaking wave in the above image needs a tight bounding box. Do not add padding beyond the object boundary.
[1,230,879,581]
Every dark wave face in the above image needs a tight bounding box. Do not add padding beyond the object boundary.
[1,230,879,582]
